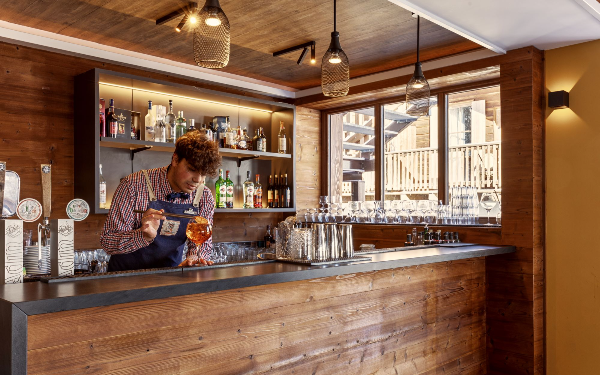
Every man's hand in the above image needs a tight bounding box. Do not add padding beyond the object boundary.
[178,255,214,267]
[140,208,166,242]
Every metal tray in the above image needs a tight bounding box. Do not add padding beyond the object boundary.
[276,255,372,266]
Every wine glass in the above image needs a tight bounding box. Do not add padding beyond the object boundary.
[479,193,498,226]
[417,200,429,224]
[186,217,213,262]
[403,200,415,223]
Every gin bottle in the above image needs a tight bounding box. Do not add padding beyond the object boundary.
[175,111,186,141]
[165,100,176,143]
[243,171,254,209]
[155,105,166,143]
[225,170,234,208]
[253,174,262,208]
[215,169,226,208]
[144,101,155,141]
[278,121,286,154]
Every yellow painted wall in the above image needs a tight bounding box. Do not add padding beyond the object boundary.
[545,39,600,374]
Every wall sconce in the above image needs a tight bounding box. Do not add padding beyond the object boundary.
[548,90,569,109]
[273,41,316,65]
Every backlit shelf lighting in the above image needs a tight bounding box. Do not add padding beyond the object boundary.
[99,82,273,113]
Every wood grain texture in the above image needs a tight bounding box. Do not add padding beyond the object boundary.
[0,0,479,90]
[27,258,486,374]
[0,40,285,249]
[295,107,321,210]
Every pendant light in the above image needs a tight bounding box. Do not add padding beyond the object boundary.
[321,0,349,97]
[406,15,430,116]
[193,0,230,69]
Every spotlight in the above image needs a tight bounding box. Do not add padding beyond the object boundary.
[175,15,188,32]
[189,15,197,24]
[297,47,309,65]
[310,44,316,64]
[273,41,317,67]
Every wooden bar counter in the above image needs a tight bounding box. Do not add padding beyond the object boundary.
[0,245,514,374]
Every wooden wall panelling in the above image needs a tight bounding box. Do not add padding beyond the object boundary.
[0,40,289,249]
[294,107,321,210]
[26,258,486,374]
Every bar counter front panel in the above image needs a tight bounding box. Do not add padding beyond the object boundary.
[1,245,514,374]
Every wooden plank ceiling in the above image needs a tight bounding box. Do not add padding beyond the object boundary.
[0,0,481,90]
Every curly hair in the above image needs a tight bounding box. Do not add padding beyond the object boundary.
[174,130,221,178]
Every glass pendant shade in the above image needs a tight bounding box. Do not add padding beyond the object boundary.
[322,31,350,97]
[193,0,230,69]
[406,62,430,116]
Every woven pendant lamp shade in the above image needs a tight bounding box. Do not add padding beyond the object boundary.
[193,0,230,69]
[406,15,430,117]
[322,31,350,97]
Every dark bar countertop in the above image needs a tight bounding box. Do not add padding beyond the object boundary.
[0,244,514,316]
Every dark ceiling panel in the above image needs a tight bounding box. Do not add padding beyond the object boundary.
[0,0,481,89]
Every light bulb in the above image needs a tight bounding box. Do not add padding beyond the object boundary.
[189,15,197,24]
[175,27,182,32]
[205,13,221,26]
[310,59,316,64]
[329,53,341,64]
[412,83,424,89]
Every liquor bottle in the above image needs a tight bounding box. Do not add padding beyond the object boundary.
[259,127,267,152]
[267,175,274,208]
[107,99,118,138]
[254,174,262,208]
[243,171,254,209]
[238,128,250,150]
[99,164,107,209]
[282,173,291,208]
[225,170,234,208]
[278,121,287,154]
[155,106,166,143]
[404,234,415,247]
[225,122,234,149]
[215,169,226,208]
[273,174,279,208]
[165,100,176,143]
[144,101,155,142]
[175,111,186,141]
[264,225,274,248]
[99,98,106,137]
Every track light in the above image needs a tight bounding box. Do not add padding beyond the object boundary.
[273,41,317,66]
[175,15,188,32]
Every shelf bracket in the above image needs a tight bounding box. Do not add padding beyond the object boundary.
[236,156,259,168]
[130,146,153,160]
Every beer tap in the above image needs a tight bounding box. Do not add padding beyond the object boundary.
[37,164,51,269]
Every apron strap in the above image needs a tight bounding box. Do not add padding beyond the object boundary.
[193,182,205,208]
[141,170,157,202]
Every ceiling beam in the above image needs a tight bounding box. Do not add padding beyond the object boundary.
[572,0,600,23]
[387,0,507,54]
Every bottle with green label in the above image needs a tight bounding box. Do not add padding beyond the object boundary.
[215,169,226,208]
[225,170,234,208]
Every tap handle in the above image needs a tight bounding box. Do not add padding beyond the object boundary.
[41,164,52,218]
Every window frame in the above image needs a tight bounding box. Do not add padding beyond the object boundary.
[322,81,501,205]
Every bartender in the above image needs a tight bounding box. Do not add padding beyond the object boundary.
[100,131,221,271]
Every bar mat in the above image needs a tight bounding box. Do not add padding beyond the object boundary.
[276,255,372,266]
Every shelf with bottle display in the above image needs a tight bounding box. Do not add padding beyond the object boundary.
[75,68,296,215]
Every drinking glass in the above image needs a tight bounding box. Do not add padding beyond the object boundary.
[417,200,429,224]
[348,201,360,222]
[403,200,415,223]
[374,201,385,223]
[186,217,213,247]
[363,201,375,223]
[479,193,498,226]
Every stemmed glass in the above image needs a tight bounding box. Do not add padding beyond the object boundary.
[479,193,498,226]
[403,200,415,223]
[363,201,375,223]
[186,217,214,263]
[417,200,429,224]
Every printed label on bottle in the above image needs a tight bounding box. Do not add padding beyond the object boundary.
[219,186,226,196]
[99,184,107,204]
[238,140,247,149]
[226,132,234,146]
[110,121,118,136]
[267,191,273,202]
[226,186,234,197]
[279,138,286,152]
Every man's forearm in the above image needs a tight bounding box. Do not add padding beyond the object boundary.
[100,229,150,255]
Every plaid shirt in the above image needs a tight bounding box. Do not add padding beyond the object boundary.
[100,166,214,260]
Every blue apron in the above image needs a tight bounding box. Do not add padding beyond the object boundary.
[108,170,204,272]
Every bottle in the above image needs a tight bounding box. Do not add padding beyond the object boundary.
[155,105,166,143]
[282,174,291,208]
[404,234,414,247]
[99,164,107,209]
[165,100,176,143]
[238,128,250,150]
[252,129,259,151]
[215,169,226,208]
[254,174,262,208]
[243,171,254,209]
[267,175,274,208]
[99,98,106,137]
[107,99,117,138]
[225,122,234,149]
[259,127,267,152]
[273,175,280,208]
[175,111,186,141]
[264,225,274,248]
[144,101,155,142]
[278,121,287,154]
[225,170,234,208]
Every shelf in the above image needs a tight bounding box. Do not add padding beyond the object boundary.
[100,137,292,160]
[215,208,295,213]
